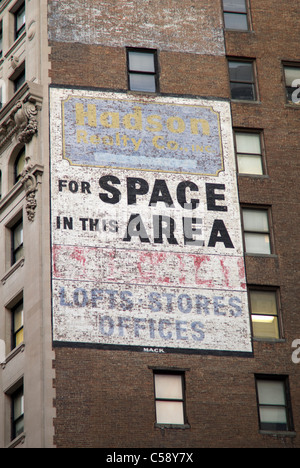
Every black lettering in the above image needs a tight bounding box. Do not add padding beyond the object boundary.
[149,179,174,207]
[123,214,150,243]
[99,175,121,204]
[58,179,67,191]
[177,181,199,209]
[81,181,91,194]
[206,183,227,212]
[153,215,178,245]
[127,177,149,205]
[208,219,234,248]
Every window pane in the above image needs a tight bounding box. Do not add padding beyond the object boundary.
[129,73,156,92]
[224,13,248,30]
[14,223,23,249]
[237,154,263,175]
[128,52,155,72]
[230,82,255,100]
[259,407,287,427]
[223,0,247,13]
[257,380,286,406]
[236,133,261,154]
[229,61,254,82]
[284,67,300,87]
[156,401,184,425]
[155,374,183,400]
[15,149,25,181]
[243,209,269,232]
[16,5,25,33]
[244,232,271,254]
[14,392,24,420]
[15,417,24,437]
[250,291,277,316]
[252,315,279,339]
[14,304,23,332]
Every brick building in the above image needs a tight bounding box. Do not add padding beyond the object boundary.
[0,0,299,448]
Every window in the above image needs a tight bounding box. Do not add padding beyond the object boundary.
[13,65,25,92]
[14,147,25,183]
[283,65,300,104]
[15,2,25,40]
[12,300,24,350]
[249,289,280,339]
[11,218,23,265]
[154,372,186,425]
[235,131,264,175]
[223,0,249,31]
[228,59,257,101]
[127,49,158,93]
[0,21,3,58]
[242,208,271,254]
[11,385,24,439]
[256,376,293,432]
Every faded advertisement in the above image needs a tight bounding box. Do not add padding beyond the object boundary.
[50,87,252,355]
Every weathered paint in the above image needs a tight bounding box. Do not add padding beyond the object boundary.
[48,0,225,56]
[50,88,252,354]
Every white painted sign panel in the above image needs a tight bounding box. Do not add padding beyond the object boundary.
[50,87,252,355]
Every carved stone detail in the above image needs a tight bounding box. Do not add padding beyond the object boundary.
[0,99,38,149]
[20,156,38,222]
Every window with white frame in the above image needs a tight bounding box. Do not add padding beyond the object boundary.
[242,208,271,254]
[154,372,186,426]
[235,131,264,175]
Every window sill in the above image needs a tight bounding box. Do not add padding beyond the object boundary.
[238,174,269,179]
[7,432,25,448]
[155,423,191,430]
[1,257,25,285]
[245,253,277,259]
[284,103,300,110]
[259,430,296,438]
[1,343,25,369]
[253,338,285,344]
[231,99,261,105]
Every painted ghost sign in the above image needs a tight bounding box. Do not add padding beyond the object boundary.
[50,87,252,355]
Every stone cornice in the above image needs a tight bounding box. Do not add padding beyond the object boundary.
[0,81,43,152]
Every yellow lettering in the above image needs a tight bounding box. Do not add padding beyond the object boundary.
[190,118,210,136]
[90,135,102,144]
[146,115,163,132]
[167,116,185,134]
[75,103,97,127]
[152,136,164,149]
[167,140,179,150]
[77,130,88,143]
[123,106,142,131]
[100,111,120,129]
[102,135,114,146]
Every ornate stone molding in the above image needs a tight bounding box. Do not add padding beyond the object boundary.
[20,158,43,222]
[0,82,42,151]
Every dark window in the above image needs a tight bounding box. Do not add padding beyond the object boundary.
[14,147,25,183]
[13,66,25,92]
[256,376,293,432]
[127,49,158,93]
[11,218,23,265]
[223,0,249,30]
[11,385,24,440]
[11,300,24,350]
[228,60,257,101]
[15,3,25,40]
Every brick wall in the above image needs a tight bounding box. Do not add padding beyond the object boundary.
[49,0,300,448]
